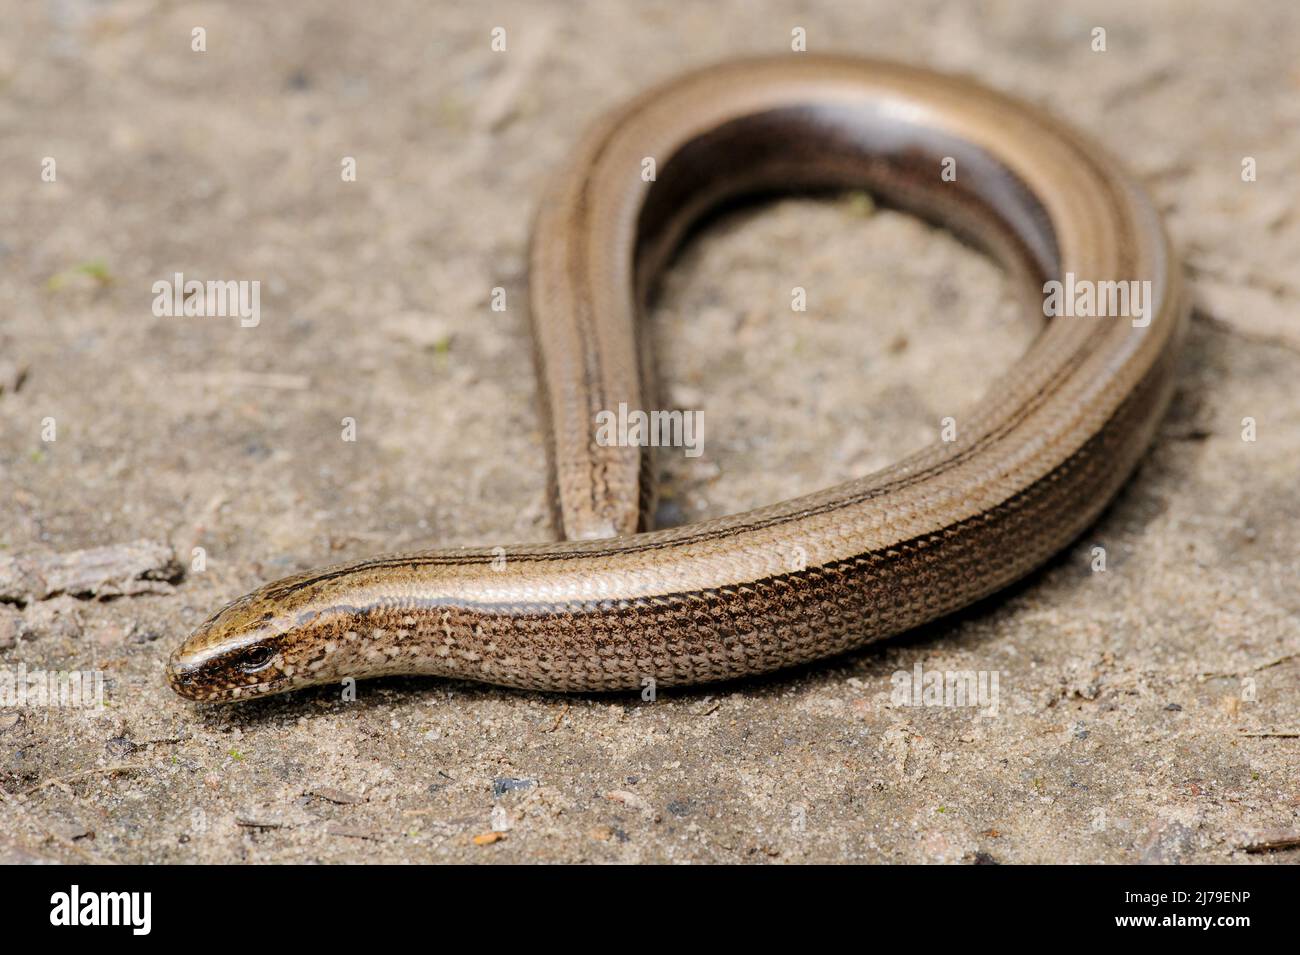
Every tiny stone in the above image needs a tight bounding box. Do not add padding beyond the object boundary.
[492,776,535,798]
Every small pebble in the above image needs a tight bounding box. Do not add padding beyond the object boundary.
[492,776,535,798]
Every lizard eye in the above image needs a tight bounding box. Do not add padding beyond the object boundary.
[238,645,275,673]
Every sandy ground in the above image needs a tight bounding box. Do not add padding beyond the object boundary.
[1,0,1297,863]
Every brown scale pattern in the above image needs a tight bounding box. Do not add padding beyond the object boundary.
[358,339,1176,693]
[167,56,1185,702]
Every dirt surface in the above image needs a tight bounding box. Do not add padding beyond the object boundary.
[1,0,1297,863]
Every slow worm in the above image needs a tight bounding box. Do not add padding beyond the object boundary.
[168,55,1186,702]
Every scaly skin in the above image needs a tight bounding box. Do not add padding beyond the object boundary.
[168,55,1186,702]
